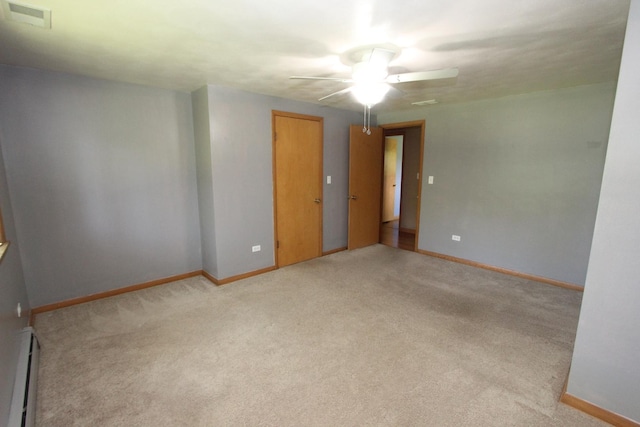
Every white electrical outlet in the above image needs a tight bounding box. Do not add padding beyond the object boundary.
[252,245,261,252]
[452,235,461,242]
[16,303,22,318]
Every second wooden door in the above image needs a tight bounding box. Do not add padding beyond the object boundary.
[348,124,384,250]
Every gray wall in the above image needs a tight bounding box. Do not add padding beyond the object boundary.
[192,87,218,277]
[0,141,30,426]
[0,64,362,305]
[567,1,640,422]
[195,85,362,280]
[379,82,616,286]
[399,127,421,230]
[0,65,202,307]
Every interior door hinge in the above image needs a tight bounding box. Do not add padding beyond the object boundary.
[277,240,280,249]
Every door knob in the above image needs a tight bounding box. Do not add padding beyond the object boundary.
[349,195,358,200]
[314,198,322,203]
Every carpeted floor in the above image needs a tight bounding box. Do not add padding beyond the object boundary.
[33,245,606,426]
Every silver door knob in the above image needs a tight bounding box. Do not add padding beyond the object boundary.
[349,195,358,200]
[314,198,322,203]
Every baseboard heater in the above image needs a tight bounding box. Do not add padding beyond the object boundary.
[8,327,40,427]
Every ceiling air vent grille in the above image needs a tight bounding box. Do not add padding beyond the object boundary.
[2,0,51,28]
[411,99,439,106]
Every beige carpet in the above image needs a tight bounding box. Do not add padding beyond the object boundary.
[34,245,605,426]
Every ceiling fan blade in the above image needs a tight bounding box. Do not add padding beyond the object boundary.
[386,86,405,99]
[386,68,459,83]
[290,76,354,83]
[318,87,353,101]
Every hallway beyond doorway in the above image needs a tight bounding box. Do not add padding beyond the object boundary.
[380,220,415,252]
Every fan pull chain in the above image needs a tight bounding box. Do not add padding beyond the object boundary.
[363,104,367,133]
[362,104,372,135]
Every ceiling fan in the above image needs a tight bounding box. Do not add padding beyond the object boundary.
[290,44,458,133]
[290,44,459,105]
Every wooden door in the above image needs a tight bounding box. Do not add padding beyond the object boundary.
[348,124,384,249]
[273,112,323,267]
[382,137,398,222]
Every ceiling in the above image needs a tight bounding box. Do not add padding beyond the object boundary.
[0,0,631,113]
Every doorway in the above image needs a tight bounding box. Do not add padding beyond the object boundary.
[272,111,323,267]
[346,120,424,253]
[380,121,425,252]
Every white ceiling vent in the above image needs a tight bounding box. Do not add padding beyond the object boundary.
[411,99,439,106]
[1,0,51,28]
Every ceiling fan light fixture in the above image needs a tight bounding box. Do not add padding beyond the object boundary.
[352,82,390,106]
[351,61,388,83]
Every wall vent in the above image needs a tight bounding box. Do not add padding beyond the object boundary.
[1,0,51,28]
